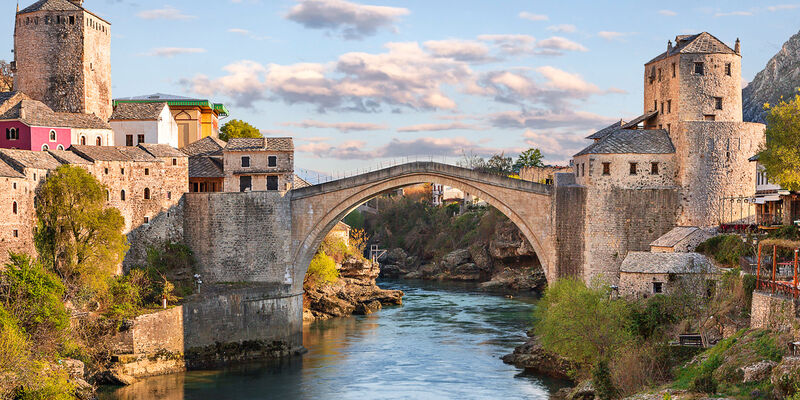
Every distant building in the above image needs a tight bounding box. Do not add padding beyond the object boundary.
[519,165,573,185]
[749,154,799,227]
[649,226,712,253]
[222,137,294,193]
[113,94,229,147]
[182,136,227,193]
[432,183,444,206]
[110,102,180,148]
[328,221,351,246]
[619,252,719,298]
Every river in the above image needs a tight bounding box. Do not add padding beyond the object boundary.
[99,280,568,400]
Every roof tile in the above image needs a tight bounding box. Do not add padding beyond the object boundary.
[575,128,675,157]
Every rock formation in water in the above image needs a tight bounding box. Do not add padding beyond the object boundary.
[742,30,800,123]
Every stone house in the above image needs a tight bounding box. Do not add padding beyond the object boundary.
[0,157,34,261]
[329,221,351,247]
[619,252,719,298]
[223,137,294,193]
[749,154,799,227]
[110,102,180,148]
[519,165,573,185]
[649,226,713,253]
[181,136,227,193]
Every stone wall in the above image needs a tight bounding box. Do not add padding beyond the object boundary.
[113,307,184,355]
[183,192,293,284]
[81,10,113,122]
[223,150,294,193]
[0,175,34,265]
[552,173,585,279]
[751,291,800,334]
[573,153,677,189]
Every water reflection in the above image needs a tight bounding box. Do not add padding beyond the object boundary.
[100,280,567,400]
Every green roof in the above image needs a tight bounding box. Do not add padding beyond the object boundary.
[113,94,229,117]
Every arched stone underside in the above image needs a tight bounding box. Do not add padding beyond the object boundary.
[290,162,556,293]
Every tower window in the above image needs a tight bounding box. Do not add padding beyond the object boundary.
[268,156,278,167]
[57,145,64,151]
[144,168,149,176]
[267,176,279,191]
[671,63,676,78]
[49,130,57,141]
[172,158,177,166]
[629,162,637,175]
[651,162,659,175]
[657,68,662,82]
[602,162,611,176]
[126,135,133,146]
[241,156,250,168]
[41,144,49,151]
[12,201,17,215]
[725,63,731,76]
[667,100,671,114]
[653,100,657,112]
[660,102,664,115]
[96,136,102,146]
[80,136,86,145]
[144,216,150,224]
[120,168,125,175]
[715,97,723,110]
[694,62,704,75]
[6,128,18,140]
[12,230,18,238]
[144,188,151,200]
[120,190,126,201]
[69,16,74,25]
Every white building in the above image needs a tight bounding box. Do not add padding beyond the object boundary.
[110,102,180,148]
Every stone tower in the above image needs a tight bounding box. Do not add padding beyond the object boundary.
[643,32,765,226]
[13,0,112,121]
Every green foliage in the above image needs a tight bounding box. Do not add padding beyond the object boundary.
[0,253,69,336]
[695,235,753,266]
[12,363,76,400]
[34,165,128,295]
[219,119,262,141]
[766,224,800,241]
[758,90,800,191]
[0,305,30,397]
[105,275,142,320]
[627,295,679,340]
[343,210,365,230]
[458,151,514,176]
[145,241,195,276]
[307,251,339,284]
[592,359,618,400]
[690,371,717,394]
[513,148,544,173]
[535,278,633,366]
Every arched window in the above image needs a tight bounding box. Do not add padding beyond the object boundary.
[120,190,126,201]
[144,188,151,200]
[57,144,64,151]
[80,136,86,145]
[49,130,57,141]
[41,144,49,151]
[12,201,17,215]
[6,128,18,140]
[96,136,102,146]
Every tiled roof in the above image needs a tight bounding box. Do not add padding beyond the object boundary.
[69,146,157,162]
[19,0,81,13]
[586,120,625,140]
[621,252,718,274]
[621,110,659,129]
[650,227,704,248]
[647,32,737,64]
[0,158,25,178]
[0,99,111,130]
[0,148,63,170]
[574,129,675,157]
[188,156,224,178]
[47,150,92,165]
[293,174,311,189]
[110,102,167,120]
[138,143,187,158]
[225,137,294,152]
[180,136,227,157]
[749,154,760,162]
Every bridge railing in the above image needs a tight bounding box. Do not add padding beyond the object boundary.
[296,155,465,186]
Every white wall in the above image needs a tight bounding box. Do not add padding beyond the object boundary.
[72,128,115,146]
[110,106,180,148]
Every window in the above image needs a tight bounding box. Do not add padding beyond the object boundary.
[167,191,172,200]
[191,182,199,192]
[671,62,676,78]
[667,124,671,133]
[144,188,151,200]
[267,176,279,191]
[651,162,659,175]
[137,134,145,144]
[57,145,64,150]
[172,158,177,166]
[80,136,86,145]
[144,216,150,224]
[657,68,662,82]
[144,168,149,176]
[241,156,250,168]
[268,156,278,167]
[120,190,126,201]
[667,100,671,114]
[96,137,102,146]
[49,130,57,141]
[120,168,125,175]
[629,162,637,175]
[239,176,252,192]
[12,183,16,189]
[704,114,716,121]
[33,173,36,181]
[6,128,18,140]
[694,62,704,75]
[12,230,18,238]
[714,97,723,110]
[126,135,133,146]
[725,63,731,76]
[653,100,657,112]
[602,162,611,176]
[652,282,663,294]
[69,16,74,24]
[660,102,664,115]
[12,201,17,214]
[41,144,49,151]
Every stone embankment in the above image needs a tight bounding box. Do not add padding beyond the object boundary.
[303,256,403,321]
[379,221,546,292]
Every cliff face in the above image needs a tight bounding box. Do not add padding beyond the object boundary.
[742,30,800,123]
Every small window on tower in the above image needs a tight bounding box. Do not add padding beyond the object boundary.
[95,136,101,146]
[715,97,723,110]
[144,168,150,176]
[13,230,18,238]
[651,162,659,175]
[653,100,657,112]
[725,63,731,76]
[629,162,637,175]
[49,130,57,141]
[667,100,672,114]
[69,16,74,25]
[657,68,662,82]
[694,62,704,75]
[602,162,611,176]
[671,63,676,78]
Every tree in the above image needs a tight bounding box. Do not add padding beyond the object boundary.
[758,91,800,191]
[34,165,128,295]
[535,278,633,366]
[0,60,12,92]
[485,153,513,176]
[513,148,544,173]
[219,119,262,141]
[0,253,68,337]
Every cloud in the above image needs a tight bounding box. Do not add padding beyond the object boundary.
[423,39,493,62]
[285,0,409,40]
[522,128,589,162]
[182,60,270,107]
[396,122,485,132]
[145,47,206,57]
[536,36,588,53]
[536,66,601,95]
[228,28,271,40]
[478,34,536,55]
[658,9,678,16]
[489,109,614,131]
[518,12,548,21]
[547,24,577,33]
[597,31,635,41]
[299,137,517,159]
[281,120,388,132]
[137,6,196,20]
[714,10,753,17]
[766,4,800,11]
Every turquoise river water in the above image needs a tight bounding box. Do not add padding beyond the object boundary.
[99,280,568,400]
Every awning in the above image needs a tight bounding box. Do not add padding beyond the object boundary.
[755,195,781,204]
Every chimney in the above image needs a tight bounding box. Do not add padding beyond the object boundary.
[734,38,741,55]
[667,40,673,53]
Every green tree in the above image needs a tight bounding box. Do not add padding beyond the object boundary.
[535,278,633,366]
[219,119,262,141]
[513,148,544,173]
[34,165,128,295]
[485,153,513,176]
[758,91,800,191]
[0,254,68,337]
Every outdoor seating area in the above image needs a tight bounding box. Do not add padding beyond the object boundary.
[755,239,800,299]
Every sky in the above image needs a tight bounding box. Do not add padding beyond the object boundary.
[2,0,799,174]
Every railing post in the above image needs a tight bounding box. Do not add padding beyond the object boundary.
[773,245,778,294]
[756,242,762,282]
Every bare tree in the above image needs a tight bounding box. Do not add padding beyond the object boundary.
[0,61,13,92]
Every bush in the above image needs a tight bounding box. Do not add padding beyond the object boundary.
[696,235,753,266]
[12,362,76,400]
[690,371,717,394]
[0,305,30,397]
[307,251,339,285]
[628,295,679,339]
[0,253,69,336]
[592,359,618,400]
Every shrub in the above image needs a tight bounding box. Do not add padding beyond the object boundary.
[696,235,753,266]
[12,362,75,400]
[690,371,717,394]
[628,295,679,339]
[0,305,30,397]
[592,359,618,400]
[307,251,339,284]
[0,253,69,336]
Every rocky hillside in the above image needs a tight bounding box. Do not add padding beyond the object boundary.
[743,30,800,123]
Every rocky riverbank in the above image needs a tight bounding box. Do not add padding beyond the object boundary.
[303,255,403,321]
[378,220,546,292]
[501,332,576,381]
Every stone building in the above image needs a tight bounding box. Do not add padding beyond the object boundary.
[223,137,294,193]
[13,0,113,121]
[571,33,766,284]
[748,154,799,227]
[110,102,180,148]
[182,136,227,193]
[519,165,573,185]
[649,226,712,253]
[618,252,718,298]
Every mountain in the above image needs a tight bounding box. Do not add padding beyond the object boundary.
[742,30,800,123]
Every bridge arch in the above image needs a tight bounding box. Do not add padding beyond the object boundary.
[290,162,556,291]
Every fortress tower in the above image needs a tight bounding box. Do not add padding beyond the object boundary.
[13,0,112,121]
